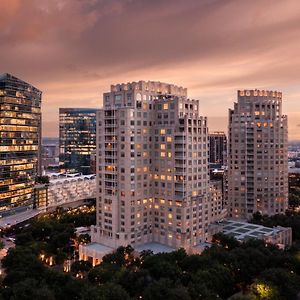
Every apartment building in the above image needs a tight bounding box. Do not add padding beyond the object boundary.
[228,90,288,219]
[89,81,217,254]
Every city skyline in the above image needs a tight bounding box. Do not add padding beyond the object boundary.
[1,0,300,140]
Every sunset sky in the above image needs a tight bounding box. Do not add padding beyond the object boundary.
[1,0,299,139]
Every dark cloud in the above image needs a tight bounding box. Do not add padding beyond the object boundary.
[0,0,299,138]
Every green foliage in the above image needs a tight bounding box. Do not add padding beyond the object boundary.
[88,263,123,284]
[289,194,300,210]
[71,260,93,276]
[251,211,300,241]
[77,233,91,245]
[2,207,300,300]
[144,278,191,300]
[212,232,240,250]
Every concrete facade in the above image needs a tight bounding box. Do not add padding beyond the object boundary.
[91,81,219,253]
[228,90,288,219]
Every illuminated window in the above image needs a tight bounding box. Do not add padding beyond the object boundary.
[160,152,166,157]
[160,129,166,134]
[163,103,169,110]
[160,144,166,150]
[166,136,172,142]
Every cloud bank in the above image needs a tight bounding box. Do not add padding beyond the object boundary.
[0,0,299,139]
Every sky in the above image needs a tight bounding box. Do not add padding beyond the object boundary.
[0,0,300,140]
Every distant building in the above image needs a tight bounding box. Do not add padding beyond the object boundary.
[0,73,42,217]
[42,137,59,171]
[209,180,227,222]
[59,108,97,175]
[289,172,300,189]
[209,131,227,166]
[34,173,96,210]
[228,90,288,219]
[90,149,96,174]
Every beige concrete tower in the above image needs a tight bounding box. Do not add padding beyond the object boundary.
[91,81,212,252]
[228,90,288,219]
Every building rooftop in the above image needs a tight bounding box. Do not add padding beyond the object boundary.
[82,242,113,253]
[0,73,41,92]
[135,242,175,254]
[220,220,289,242]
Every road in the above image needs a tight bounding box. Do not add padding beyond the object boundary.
[0,209,41,229]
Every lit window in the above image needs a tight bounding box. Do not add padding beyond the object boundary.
[163,103,169,110]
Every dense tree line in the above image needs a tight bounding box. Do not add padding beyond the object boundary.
[1,205,300,299]
[1,231,300,299]
[251,211,300,241]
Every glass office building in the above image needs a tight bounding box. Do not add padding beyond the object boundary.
[0,73,42,217]
[59,108,97,175]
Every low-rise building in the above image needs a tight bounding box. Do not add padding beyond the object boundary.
[220,220,292,248]
[34,174,96,210]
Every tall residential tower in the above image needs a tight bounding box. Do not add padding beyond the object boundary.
[90,81,214,253]
[0,73,42,217]
[228,90,288,219]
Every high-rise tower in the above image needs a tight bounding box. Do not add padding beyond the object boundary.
[91,81,212,251]
[228,90,288,219]
[59,108,97,175]
[209,131,227,166]
[0,73,42,217]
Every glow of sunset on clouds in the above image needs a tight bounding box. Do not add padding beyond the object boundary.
[1,0,299,139]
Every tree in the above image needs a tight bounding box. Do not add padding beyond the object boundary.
[9,278,55,300]
[102,245,135,267]
[118,268,152,297]
[289,194,300,210]
[144,278,191,300]
[250,280,280,300]
[191,263,235,298]
[87,263,123,284]
[142,254,182,281]
[77,233,91,245]
[71,260,93,277]
[258,268,300,299]
[2,247,45,286]
[212,232,240,250]
[99,283,130,300]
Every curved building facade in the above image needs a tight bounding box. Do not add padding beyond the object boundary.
[0,73,41,217]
